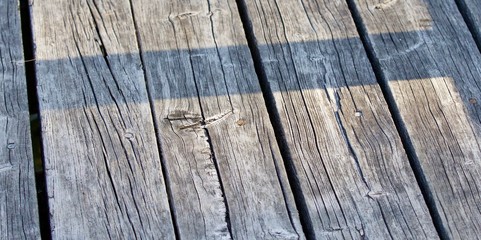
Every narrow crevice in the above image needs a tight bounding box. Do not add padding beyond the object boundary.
[234,0,315,239]
[85,1,108,60]
[334,110,370,189]
[19,0,52,239]
[344,0,449,239]
[185,42,234,238]
[19,0,38,114]
[453,0,481,56]
[127,1,180,239]
[198,128,234,238]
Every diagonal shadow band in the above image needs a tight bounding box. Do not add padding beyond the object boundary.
[28,0,481,238]
[33,30,481,121]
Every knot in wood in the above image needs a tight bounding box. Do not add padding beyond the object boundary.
[7,142,16,149]
[236,119,246,126]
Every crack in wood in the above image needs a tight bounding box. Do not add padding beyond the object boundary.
[166,110,234,130]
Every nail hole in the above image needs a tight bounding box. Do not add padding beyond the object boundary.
[124,132,134,139]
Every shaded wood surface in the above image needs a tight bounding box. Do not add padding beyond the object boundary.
[240,0,438,239]
[352,0,481,238]
[22,0,481,238]
[131,0,304,239]
[33,0,175,238]
[0,0,40,239]
[456,0,481,46]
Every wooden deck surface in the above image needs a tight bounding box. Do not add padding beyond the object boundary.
[2,0,481,239]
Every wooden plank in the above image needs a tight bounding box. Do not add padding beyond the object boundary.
[32,0,175,238]
[351,0,481,238]
[130,0,305,239]
[0,0,41,239]
[456,0,481,44]
[240,0,439,238]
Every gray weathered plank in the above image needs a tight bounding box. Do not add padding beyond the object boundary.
[240,0,439,238]
[352,0,481,238]
[0,0,41,239]
[130,0,304,239]
[33,0,175,238]
[456,0,481,45]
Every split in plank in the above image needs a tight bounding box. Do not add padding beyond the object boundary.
[33,0,305,238]
[351,0,481,238]
[239,0,438,238]
[0,0,41,239]
[33,0,175,238]
[131,0,304,238]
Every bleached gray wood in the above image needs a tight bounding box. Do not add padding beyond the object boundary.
[33,0,175,238]
[130,0,304,239]
[456,0,481,46]
[240,0,438,238]
[0,0,41,239]
[352,0,481,238]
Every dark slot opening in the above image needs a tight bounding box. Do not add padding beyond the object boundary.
[234,0,316,239]
[19,0,52,239]
[344,0,449,239]
[453,0,481,59]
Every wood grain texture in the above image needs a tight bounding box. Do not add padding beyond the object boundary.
[33,0,175,238]
[456,0,481,46]
[0,0,41,239]
[240,0,439,239]
[352,0,481,238]
[131,0,304,239]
